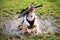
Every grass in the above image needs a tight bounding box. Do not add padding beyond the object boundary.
[0,0,60,18]
[0,33,60,40]
[0,0,60,40]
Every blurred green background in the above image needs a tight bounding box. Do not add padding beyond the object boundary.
[0,0,60,18]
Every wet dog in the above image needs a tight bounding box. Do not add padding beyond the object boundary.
[17,4,41,35]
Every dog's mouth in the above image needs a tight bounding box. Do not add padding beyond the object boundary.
[29,7,34,12]
[28,4,34,12]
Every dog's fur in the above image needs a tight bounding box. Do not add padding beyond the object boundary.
[18,4,41,35]
[19,10,41,36]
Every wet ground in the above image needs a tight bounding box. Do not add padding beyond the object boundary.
[0,14,60,37]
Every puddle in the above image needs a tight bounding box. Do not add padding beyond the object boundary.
[0,14,60,37]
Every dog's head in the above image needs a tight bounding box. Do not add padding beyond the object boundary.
[20,3,35,16]
[28,3,35,13]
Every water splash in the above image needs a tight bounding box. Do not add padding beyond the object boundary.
[0,14,59,36]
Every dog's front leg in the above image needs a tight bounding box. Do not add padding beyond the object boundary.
[34,19,42,35]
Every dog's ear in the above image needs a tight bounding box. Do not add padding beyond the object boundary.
[34,4,43,8]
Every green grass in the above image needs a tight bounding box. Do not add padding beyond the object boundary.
[0,34,60,40]
[0,0,60,40]
[0,0,60,18]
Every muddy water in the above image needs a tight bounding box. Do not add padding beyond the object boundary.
[0,14,60,36]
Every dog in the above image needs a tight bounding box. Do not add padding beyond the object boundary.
[18,4,41,35]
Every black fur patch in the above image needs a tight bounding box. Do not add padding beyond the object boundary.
[26,17,35,29]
